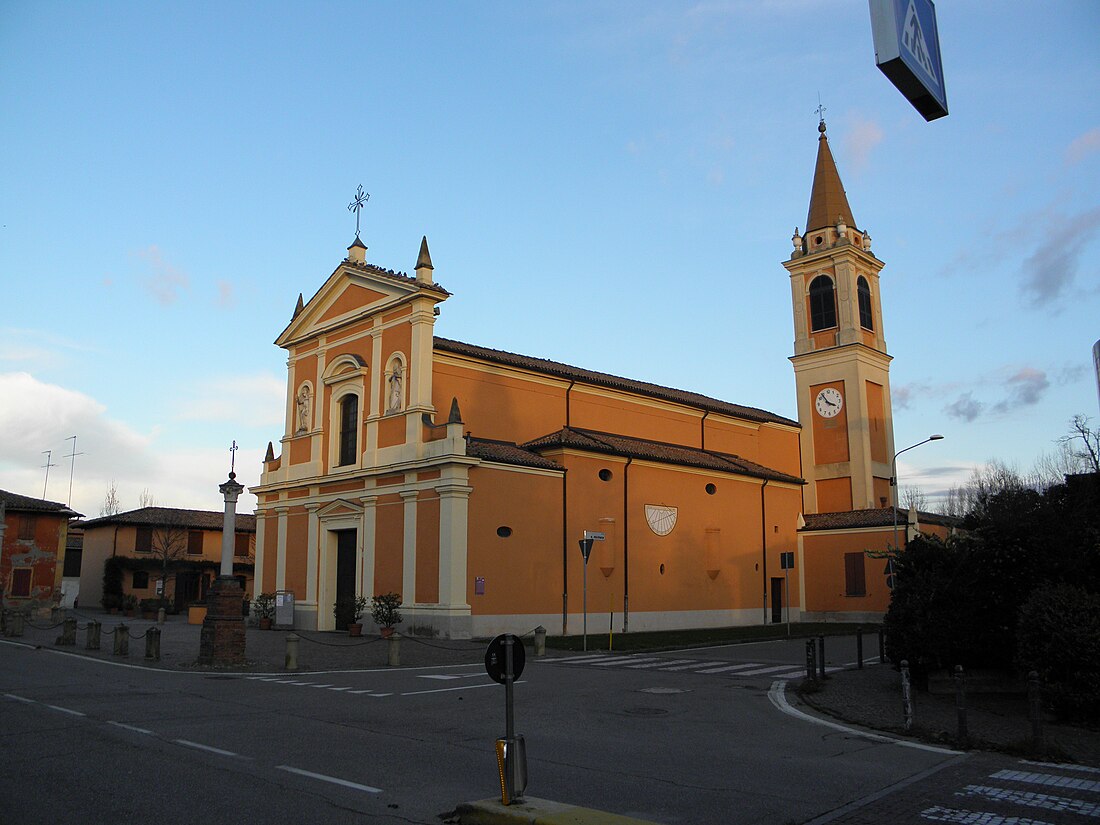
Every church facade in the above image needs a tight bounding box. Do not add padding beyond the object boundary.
[251,122,945,636]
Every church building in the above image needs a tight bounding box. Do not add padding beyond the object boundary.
[251,121,950,637]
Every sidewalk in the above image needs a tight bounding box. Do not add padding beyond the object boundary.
[795,660,1100,766]
[2,608,489,672]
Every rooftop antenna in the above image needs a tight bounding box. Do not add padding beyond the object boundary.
[347,184,369,241]
[41,450,57,499]
[64,435,83,507]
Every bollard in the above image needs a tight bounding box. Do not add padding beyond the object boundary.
[145,627,161,661]
[157,607,166,625]
[900,660,913,731]
[1028,671,1043,754]
[817,635,826,680]
[856,626,864,669]
[388,632,401,667]
[878,626,886,664]
[86,620,101,650]
[51,606,64,624]
[805,639,817,681]
[954,665,968,748]
[10,612,24,637]
[534,625,546,657]
[114,623,130,656]
[285,633,299,670]
[56,616,77,646]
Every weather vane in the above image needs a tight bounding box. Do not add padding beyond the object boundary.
[348,184,369,240]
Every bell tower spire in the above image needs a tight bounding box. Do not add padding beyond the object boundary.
[784,117,895,515]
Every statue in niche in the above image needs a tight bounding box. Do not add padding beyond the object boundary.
[295,384,312,433]
[387,362,403,413]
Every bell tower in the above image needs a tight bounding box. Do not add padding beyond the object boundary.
[785,119,896,514]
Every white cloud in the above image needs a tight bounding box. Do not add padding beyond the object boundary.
[136,244,189,306]
[842,117,884,175]
[1065,127,1100,165]
[0,372,265,517]
[175,373,286,427]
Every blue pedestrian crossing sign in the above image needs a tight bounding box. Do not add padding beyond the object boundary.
[869,0,948,121]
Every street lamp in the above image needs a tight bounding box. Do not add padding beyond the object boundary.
[891,434,944,551]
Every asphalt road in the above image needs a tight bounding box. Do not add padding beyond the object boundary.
[0,635,966,825]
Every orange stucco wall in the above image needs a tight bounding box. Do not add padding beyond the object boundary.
[433,360,564,444]
[817,477,853,512]
[867,380,888,464]
[466,465,564,616]
[374,495,404,597]
[318,284,388,323]
[2,511,66,604]
[285,511,308,598]
[811,381,849,464]
[415,492,440,604]
[802,529,892,614]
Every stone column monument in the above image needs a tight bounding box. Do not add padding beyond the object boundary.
[199,461,247,666]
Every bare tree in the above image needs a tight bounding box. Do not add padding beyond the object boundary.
[900,485,928,512]
[149,510,189,600]
[1058,414,1100,473]
[100,481,121,516]
[138,488,157,508]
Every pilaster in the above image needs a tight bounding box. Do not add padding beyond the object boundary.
[400,490,418,604]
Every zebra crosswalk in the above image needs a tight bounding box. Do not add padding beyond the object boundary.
[919,759,1100,824]
[543,652,831,680]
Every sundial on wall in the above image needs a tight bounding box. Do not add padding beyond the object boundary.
[645,505,678,536]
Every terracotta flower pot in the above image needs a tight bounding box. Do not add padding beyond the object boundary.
[380,626,394,639]
[348,622,362,637]
[259,617,273,630]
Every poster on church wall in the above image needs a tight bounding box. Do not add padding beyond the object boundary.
[869,0,948,121]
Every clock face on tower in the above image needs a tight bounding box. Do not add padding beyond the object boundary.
[815,387,844,418]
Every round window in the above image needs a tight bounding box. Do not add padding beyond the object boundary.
[598,469,613,482]
[496,526,512,538]
[705,483,717,495]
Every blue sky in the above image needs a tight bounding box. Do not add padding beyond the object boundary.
[2,1,1097,518]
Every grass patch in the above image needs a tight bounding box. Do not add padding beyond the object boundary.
[546,622,877,652]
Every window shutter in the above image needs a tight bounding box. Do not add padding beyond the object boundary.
[844,552,867,596]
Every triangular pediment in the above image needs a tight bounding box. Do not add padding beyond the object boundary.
[276,261,430,347]
[317,498,363,518]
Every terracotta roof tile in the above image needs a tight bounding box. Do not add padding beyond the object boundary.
[521,428,803,484]
[80,507,257,532]
[434,338,797,427]
[343,259,450,296]
[0,489,81,518]
[802,507,961,531]
[466,437,562,471]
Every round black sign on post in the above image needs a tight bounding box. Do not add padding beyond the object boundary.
[485,633,526,684]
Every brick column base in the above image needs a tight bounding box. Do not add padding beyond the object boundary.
[198,577,246,666]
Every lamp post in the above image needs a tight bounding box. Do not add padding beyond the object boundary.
[891,435,944,551]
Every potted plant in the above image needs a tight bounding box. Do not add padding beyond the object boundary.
[122,594,137,617]
[334,595,369,636]
[370,592,402,638]
[253,592,276,629]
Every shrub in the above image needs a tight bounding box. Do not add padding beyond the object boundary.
[370,592,402,628]
[1017,583,1100,722]
[252,592,276,620]
[102,558,124,609]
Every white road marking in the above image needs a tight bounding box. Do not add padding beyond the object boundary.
[308,683,335,688]
[419,674,461,680]
[697,662,764,674]
[767,680,962,755]
[108,721,154,735]
[174,739,239,758]
[401,681,525,697]
[327,686,351,691]
[276,765,381,794]
[736,664,804,676]
[4,693,36,703]
[587,657,660,667]
[550,654,612,663]
[992,770,1100,793]
[1021,760,1100,775]
[45,704,86,716]
[659,661,726,671]
[920,804,1054,823]
[628,659,695,669]
[958,784,1099,817]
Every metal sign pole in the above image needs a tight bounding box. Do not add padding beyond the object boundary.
[582,555,588,652]
[785,566,790,637]
[504,635,514,742]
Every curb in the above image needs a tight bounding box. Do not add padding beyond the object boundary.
[455,797,665,825]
